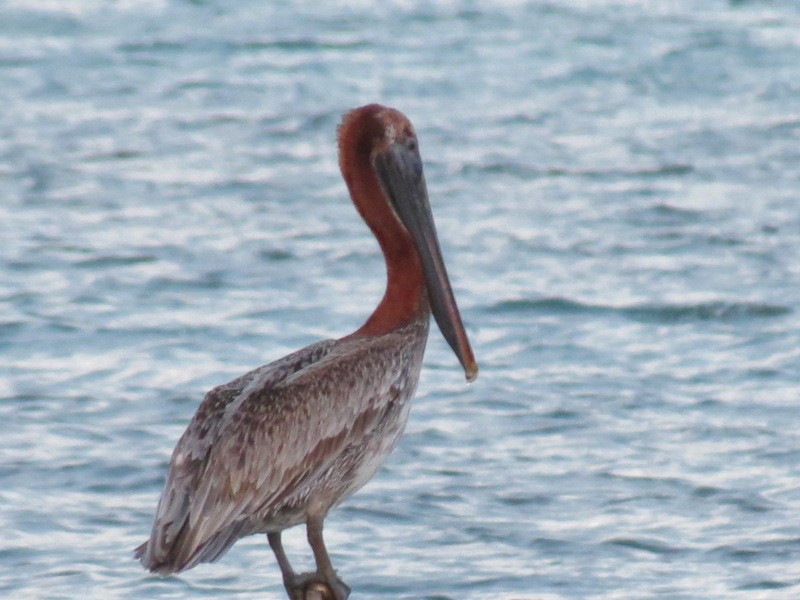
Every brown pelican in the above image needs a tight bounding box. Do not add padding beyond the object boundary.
[135,104,478,599]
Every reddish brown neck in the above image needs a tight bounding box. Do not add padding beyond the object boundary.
[340,146,428,336]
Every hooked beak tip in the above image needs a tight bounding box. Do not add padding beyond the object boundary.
[464,362,479,383]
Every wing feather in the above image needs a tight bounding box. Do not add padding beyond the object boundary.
[178,334,409,560]
[136,338,337,572]
[137,331,416,573]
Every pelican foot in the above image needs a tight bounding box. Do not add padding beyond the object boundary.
[286,572,350,600]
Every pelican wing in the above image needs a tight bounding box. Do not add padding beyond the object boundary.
[137,331,416,572]
[136,338,337,572]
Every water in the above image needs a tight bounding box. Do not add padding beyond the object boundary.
[2,1,800,598]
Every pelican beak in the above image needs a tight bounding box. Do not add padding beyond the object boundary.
[373,141,478,382]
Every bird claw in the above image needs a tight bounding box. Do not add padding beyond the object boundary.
[326,577,350,600]
[286,572,350,600]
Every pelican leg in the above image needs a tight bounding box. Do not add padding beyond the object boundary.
[268,532,298,592]
[306,514,350,600]
[269,530,346,600]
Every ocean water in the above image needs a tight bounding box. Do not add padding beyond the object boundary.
[2,1,800,598]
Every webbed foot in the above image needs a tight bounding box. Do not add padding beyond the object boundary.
[286,572,350,600]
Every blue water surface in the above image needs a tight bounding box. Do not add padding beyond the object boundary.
[2,1,800,598]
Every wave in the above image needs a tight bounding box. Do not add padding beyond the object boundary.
[460,161,694,179]
[488,297,790,322]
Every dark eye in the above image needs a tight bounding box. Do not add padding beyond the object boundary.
[407,138,417,152]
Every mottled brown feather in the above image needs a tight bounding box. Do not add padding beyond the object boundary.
[136,315,428,573]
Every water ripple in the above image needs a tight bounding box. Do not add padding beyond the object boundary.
[488,297,791,322]
[2,1,800,599]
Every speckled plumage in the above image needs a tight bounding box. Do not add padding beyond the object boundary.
[135,313,428,573]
